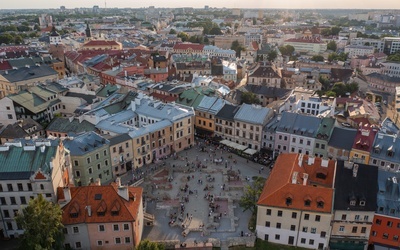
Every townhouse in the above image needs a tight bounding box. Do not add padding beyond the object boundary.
[314,117,335,158]
[327,127,358,161]
[330,161,378,250]
[215,103,240,142]
[369,131,400,172]
[349,123,378,164]
[247,62,282,88]
[257,154,335,250]
[109,133,134,177]
[59,180,144,249]
[368,170,400,250]
[195,96,226,137]
[63,132,112,186]
[233,104,273,150]
[0,139,71,238]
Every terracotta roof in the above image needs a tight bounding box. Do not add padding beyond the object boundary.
[173,43,205,51]
[150,92,177,102]
[59,183,142,225]
[0,60,12,71]
[352,124,378,152]
[257,153,335,213]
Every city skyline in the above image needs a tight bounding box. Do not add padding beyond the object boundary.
[1,0,400,10]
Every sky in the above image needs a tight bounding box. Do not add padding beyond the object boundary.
[1,0,400,10]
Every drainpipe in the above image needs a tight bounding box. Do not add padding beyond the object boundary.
[295,210,303,247]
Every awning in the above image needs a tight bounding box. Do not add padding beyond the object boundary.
[243,148,258,155]
[219,140,248,151]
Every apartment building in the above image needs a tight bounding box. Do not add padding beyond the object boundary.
[195,96,226,137]
[330,161,378,250]
[349,123,378,164]
[215,103,239,142]
[0,139,70,238]
[314,117,335,158]
[109,133,134,177]
[247,62,282,88]
[327,127,358,161]
[257,154,336,249]
[59,180,144,249]
[63,132,112,186]
[214,35,245,50]
[344,45,375,58]
[369,131,400,172]
[233,104,273,150]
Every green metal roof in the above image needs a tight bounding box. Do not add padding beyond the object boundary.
[9,90,61,113]
[46,118,95,134]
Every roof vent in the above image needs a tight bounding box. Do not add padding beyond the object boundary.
[353,164,359,177]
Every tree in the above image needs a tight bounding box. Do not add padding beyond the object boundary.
[0,33,14,44]
[241,92,260,105]
[311,55,324,62]
[169,29,176,34]
[267,50,277,62]
[136,239,165,250]
[209,26,222,35]
[231,40,245,58]
[16,194,64,250]
[239,176,265,213]
[177,32,189,42]
[279,45,294,56]
[327,41,337,51]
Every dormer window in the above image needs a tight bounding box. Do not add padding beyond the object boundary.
[350,200,356,206]
[317,201,324,208]
[286,197,292,206]
[359,200,366,206]
[304,200,311,206]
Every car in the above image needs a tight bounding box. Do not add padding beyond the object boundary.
[341,122,352,127]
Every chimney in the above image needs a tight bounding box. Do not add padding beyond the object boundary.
[303,173,309,186]
[63,187,71,202]
[86,205,92,216]
[96,178,101,186]
[353,164,359,177]
[118,186,129,201]
[40,145,46,153]
[291,171,298,184]
[307,156,315,165]
[116,177,122,187]
[131,100,136,111]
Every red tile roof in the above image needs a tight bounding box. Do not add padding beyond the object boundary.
[58,183,142,225]
[173,43,205,51]
[0,60,12,71]
[257,153,335,213]
[352,124,378,152]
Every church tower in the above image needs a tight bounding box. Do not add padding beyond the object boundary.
[85,22,92,40]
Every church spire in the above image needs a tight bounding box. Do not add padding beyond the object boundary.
[85,22,92,39]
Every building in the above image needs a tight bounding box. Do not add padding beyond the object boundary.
[314,117,335,158]
[233,103,273,150]
[0,139,71,238]
[349,123,379,164]
[329,161,378,250]
[350,38,384,53]
[369,131,400,172]
[109,134,134,177]
[344,45,375,58]
[328,127,358,161]
[195,96,226,137]
[215,103,240,142]
[82,40,123,51]
[383,37,400,55]
[63,132,112,186]
[214,35,245,50]
[368,170,400,250]
[256,153,336,249]
[59,180,144,249]
[381,61,400,78]
[283,32,327,54]
[247,62,282,88]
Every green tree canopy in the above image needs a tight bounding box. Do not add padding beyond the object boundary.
[327,52,348,62]
[330,82,359,97]
[267,50,277,62]
[177,32,189,42]
[231,40,245,57]
[279,45,295,56]
[16,194,64,250]
[327,40,337,51]
[241,92,260,105]
[387,52,400,62]
[311,55,324,62]
[136,239,165,250]
[239,176,265,213]
[169,29,176,34]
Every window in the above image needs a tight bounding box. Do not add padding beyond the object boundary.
[0,197,5,205]
[352,226,357,233]
[387,221,393,227]
[301,238,306,244]
[364,215,369,221]
[317,201,324,208]
[27,183,32,191]
[74,160,79,166]
[276,222,281,229]
[311,227,316,234]
[124,224,129,230]
[355,215,360,221]
[88,168,93,174]
[7,114,12,119]
[383,233,389,239]
[275,234,280,240]
[302,227,308,232]
[339,226,344,232]
[361,227,366,233]
[10,197,16,205]
[3,210,10,218]
[265,221,270,227]
[75,170,80,177]
[17,183,23,191]
[315,215,321,222]
[115,237,121,244]
[394,235,399,241]
[277,210,282,217]
[97,240,103,246]
[73,226,79,233]
[266,209,271,215]
[125,237,131,243]
[290,225,296,231]
[376,219,382,225]
[86,157,91,164]
[321,231,326,238]
[304,200,311,206]
[113,224,119,231]
[304,213,310,220]
[309,239,314,245]
[7,184,13,191]
[63,228,68,234]
[99,225,105,232]
[292,212,297,219]
[75,242,81,249]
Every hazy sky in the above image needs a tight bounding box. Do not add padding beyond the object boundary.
[1,0,400,10]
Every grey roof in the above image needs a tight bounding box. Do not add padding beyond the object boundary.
[234,103,271,125]
[65,92,97,104]
[328,127,358,150]
[128,120,172,138]
[290,113,321,137]
[108,133,132,145]
[263,115,280,133]
[370,132,400,163]
[95,110,137,134]
[215,103,240,121]
[244,84,292,99]
[334,161,378,211]
[46,118,95,134]
[367,72,400,83]
[1,65,58,82]
[63,132,109,156]
[376,169,400,216]
[135,98,194,122]
[380,117,400,135]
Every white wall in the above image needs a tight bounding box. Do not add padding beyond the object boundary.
[0,97,17,125]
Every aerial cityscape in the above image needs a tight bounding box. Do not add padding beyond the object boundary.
[0,3,399,250]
